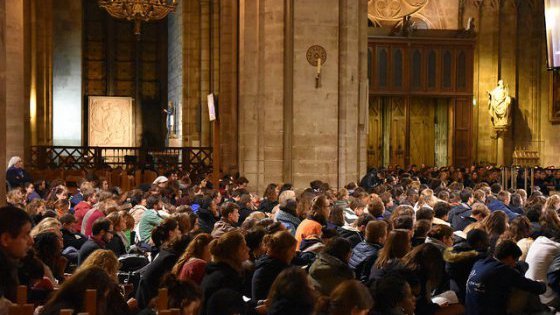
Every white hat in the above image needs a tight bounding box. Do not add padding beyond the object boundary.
[153,176,169,185]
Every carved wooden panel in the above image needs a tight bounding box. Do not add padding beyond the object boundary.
[393,48,404,88]
[87,81,106,95]
[369,37,475,96]
[411,48,423,90]
[115,42,134,61]
[376,47,389,88]
[410,99,435,166]
[368,98,383,167]
[86,42,105,60]
[113,81,134,96]
[115,62,134,81]
[390,98,406,167]
[88,97,134,147]
[453,98,472,167]
[367,34,474,167]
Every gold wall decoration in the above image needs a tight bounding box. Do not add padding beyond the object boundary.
[88,96,135,147]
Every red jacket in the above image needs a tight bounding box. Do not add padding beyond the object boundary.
[73,201,92,231]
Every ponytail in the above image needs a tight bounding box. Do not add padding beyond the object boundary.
[151,218,179,248]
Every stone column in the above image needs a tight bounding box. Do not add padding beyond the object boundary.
[5,0,25,162]
[168,0,183,147]
[184,0,202,146]
[219,0,239,174]
[52,0,82,146]
[496,129,507,166]
[238,0,368,191]
[0,0,6,204]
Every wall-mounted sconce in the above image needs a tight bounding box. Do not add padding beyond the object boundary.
[306,45,327,88]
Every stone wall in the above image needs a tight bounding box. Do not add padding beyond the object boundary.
[465,0,559,166]
[218,0,239,174]
[5,0,25,162]
[0,0,6,203]
[238,0,369,192]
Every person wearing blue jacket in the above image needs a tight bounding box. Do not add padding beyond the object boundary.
[349,220,387,283]
[465,240,546,315]
[487,191,519,221]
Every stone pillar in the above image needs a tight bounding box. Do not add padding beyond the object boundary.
[338,0,368,187]
[471,0,500,163]
[238,0,368,191]
[184,0,202,146]
[238,0,286,192]
[168,0,183,147]
[52,0,82,146]
[5,0,25,162]
[219,0,239,174]
[495,129,507,166]
[30,0,53,146]
[0,0,6,204]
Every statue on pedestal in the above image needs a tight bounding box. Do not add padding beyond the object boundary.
[164,101,176,139]
[488,80,512,130]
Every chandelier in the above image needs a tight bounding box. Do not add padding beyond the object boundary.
[98,0,177,37]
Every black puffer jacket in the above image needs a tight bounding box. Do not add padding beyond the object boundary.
[197,207,218,234]
[251,255,289,301]
[267,297,314,315]
[336,227,363,248]
[135,248,179,309]
[201,262,245,315]
[349,241,382,283]
[444,242,487,303]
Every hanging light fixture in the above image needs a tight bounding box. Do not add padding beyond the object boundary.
[98,0,177,37]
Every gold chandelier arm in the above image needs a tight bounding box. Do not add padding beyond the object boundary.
[98,0,176,35]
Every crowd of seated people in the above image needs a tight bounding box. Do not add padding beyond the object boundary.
[2,161,560,314]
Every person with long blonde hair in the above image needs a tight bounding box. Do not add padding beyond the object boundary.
[76,249,119,282]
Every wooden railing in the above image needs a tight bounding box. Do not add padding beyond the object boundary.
[29,145,213,176]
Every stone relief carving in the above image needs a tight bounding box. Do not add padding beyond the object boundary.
[368,0,458,30]
[88,96,134,147]
[368,0,428,21]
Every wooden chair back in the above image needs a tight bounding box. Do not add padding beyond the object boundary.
[7,286,34,315]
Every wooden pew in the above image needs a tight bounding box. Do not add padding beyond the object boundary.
[84,289,96,315]
[155,288,180,315]
[8,286,34,315]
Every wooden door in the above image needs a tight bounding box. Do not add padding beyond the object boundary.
[389,98,406,167]
[453,98,472,167]
[409,98,435,166]
[368,98,383,167]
